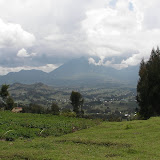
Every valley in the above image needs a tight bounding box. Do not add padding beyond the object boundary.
[9,82,138,120]
[0,57,139,120]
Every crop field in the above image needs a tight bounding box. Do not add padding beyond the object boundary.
[1,111,160,159]
[0,111,100,141]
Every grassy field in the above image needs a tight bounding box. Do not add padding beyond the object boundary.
[1,111,160,159]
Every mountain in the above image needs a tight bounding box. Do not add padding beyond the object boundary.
[50,57,139,86]
[0,69,50,85]
[50,57,115,79]
[0,57,139,87]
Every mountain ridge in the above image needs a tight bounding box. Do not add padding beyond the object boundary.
[0,57,139,87]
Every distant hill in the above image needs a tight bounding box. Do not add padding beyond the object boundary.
[8,82,58,105]
[0,69,49,85]
[0,57,139,87]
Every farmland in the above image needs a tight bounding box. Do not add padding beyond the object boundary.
[9,83,138,119]
[1,111,160,159]
[0,111,100,141]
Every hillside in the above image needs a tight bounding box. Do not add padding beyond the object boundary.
[0,111,160,159]
[8,82,137,116]
[8,82,56,105]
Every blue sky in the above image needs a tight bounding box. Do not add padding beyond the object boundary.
[109,0,118,7]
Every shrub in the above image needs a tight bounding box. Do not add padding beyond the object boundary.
[61,111,76,117]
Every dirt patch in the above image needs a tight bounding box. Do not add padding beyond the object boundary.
[57,139,131,148]
[105,154,120,158]
[13,154,29,160]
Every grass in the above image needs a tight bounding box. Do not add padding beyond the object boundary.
[1,111,160,159]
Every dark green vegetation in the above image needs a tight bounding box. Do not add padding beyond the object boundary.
[0,84,14,110]
[70,91,84,116]
[137,47,160,119]
[0,111,100,141]
[50,103,60,115]
[0,84,9,99]
[8,83,137,119]
[1,111,160,159]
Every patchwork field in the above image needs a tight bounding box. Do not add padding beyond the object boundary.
[9,83,137,116]
[0,111,160,159]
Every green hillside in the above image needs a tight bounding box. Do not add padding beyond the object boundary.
[1,111,160,159]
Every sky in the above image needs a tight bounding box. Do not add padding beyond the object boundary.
[0,0,160,75]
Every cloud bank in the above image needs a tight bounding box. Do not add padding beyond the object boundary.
[0,18,35,48]
[17,48,37,58]
[0,64,59,75]
[0,0,159,74]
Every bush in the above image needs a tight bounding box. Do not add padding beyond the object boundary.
[61,111,76,117]
[51,103,60,115]
[22,104,45,114]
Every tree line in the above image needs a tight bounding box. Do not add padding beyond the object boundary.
[137,47,160,119]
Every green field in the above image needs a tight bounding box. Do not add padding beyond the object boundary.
[1,111,160,159]
[0,111,100,140]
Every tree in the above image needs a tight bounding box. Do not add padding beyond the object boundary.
[0,84,9,100]
[28,103,44,114]
[5,96,14,110]
[0,84,14,110]
[137,47,160,119]
[51,103,60,115]
[70,91,84,116]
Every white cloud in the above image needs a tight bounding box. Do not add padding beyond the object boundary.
[38,64,61,73]
[0,63,60,75]
[88,57,127,69]
[82,0,160,69]
[88,56,106,66]
[88,57,96,64]
[82,1,140,54]
[121,54,141,66]
[17,48,37,58]
[0,18,35,48]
